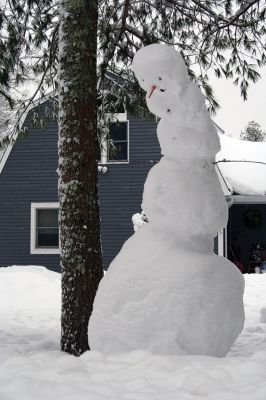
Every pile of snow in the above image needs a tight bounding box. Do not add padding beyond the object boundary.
[89,44,244,357]
[0,265,266,400]
[217,134,266,195]
[0,265,60,360]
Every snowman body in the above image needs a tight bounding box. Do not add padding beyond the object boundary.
[142,157,227,253]
[89,44,244,356]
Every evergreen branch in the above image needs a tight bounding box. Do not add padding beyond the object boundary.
[11,22,59,134]
[98,0,130,87]
[0,88,14,108]
[230,0,260,24]
[210,0,261,33]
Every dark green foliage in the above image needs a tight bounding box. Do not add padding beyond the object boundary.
[240,120,266,142]
[0,0,266,127]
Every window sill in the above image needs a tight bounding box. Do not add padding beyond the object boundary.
[30,248,60,255]
[99,161,130,165]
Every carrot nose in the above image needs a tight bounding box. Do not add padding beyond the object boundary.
[148,85,157,98]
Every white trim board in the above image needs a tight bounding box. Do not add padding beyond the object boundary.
[217,229,225,257]
[229,195,266,205]
[30,202,60,255]
[215,165,232,196]
[0,123,23,175]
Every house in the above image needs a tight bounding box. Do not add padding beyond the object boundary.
[216,135,266,273]
[0,100,159,271]
[0,100,266,273]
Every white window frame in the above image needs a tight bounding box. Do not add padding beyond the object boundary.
[99,113,129,164]
[30,202,60,255]
[217,227,227,257]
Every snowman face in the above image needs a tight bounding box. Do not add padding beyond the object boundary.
[132,44,188,118]
[137,70,183,119]
[146,78,180,119]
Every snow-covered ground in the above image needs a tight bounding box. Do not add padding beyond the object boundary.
[1,265,266,400]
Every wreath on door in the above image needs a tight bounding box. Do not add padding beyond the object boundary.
[244,209,262,229]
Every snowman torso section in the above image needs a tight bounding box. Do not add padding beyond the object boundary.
[142,156,227,253]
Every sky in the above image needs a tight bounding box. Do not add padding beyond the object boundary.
[211,66,266,139]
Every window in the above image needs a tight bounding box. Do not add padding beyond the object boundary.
[108,121,129,162]
[31,203,60,254]
[36,209,58,247]
[99,113,129,164]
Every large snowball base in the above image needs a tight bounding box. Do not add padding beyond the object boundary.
[89,226,244,357]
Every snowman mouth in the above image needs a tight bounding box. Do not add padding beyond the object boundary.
[148,85,157,98]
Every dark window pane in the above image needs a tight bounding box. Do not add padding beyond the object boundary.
[37,228,59,247]
[108,141,128,161]
[37,209,58,228]
[110,122,127,141]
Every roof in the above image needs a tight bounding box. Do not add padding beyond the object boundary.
[216,134,266,196]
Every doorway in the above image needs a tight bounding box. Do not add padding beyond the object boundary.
[227,203,266,273]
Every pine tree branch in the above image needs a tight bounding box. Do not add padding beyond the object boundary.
[210,0,261,33]
[11,22,59,134]
[0,88,14,108]
[98,0,130,88]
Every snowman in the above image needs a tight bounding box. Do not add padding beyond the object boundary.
[89,44,245,357]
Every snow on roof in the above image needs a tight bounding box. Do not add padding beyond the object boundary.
[216,134,266,196]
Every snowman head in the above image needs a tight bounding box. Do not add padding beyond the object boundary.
[132,44,188,119]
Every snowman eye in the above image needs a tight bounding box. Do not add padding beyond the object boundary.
[142,79,145,82]
[158,77,162,81]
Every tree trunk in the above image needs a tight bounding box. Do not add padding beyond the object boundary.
[58,0,103,356]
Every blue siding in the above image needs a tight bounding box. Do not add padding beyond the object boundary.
[0,104,59,271]
[0,106,160,270]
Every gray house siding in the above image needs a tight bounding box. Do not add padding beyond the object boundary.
[0,104,160,271]
[0,105,59,271]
